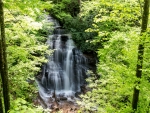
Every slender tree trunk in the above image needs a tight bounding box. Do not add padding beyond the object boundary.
[0,0,10,112]
[0,97,3,113]
[78,0,81,5]
[0,30,3,113]
[0,26,3,113]
[0,40,3,113]
[0,34,3,113]
[132,0,149,110]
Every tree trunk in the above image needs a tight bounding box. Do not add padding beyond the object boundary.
[132,0,149,110]
[0,97,3,113]
[0,31,3,113]
[0,26,3,113]
[0,27,3,113]
[0,0,10,112]
[0,21,3,113]
[78,0,81,5]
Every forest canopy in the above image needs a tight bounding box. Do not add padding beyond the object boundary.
[0,0,150,113]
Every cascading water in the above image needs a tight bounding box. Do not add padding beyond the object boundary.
[36,16,89,107]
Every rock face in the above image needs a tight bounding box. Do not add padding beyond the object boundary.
[33,92,79,113]
[83,52,97,73]
[35,16,97,112]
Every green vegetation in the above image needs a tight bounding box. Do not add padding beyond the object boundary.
[49,0,80,19]
[1,0,53,112]
[75,0,150,113]
[49,0,150,112]
[49,0,141,52]
[0,0,150,112]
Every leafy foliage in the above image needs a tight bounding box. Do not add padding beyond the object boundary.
[78,29,139,112]
[62,1,100,52]
[50,0,141,52]
[77,0,150,112]
[49,0,79,22]
[9,98,50,113]
[84,0,141,49]
[48,0,97,52]
[3,0,53,112]
[3,0,150,112]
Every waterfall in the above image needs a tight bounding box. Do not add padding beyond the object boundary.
[37,16,89,101]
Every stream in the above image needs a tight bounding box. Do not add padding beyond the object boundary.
[35,16,94,112]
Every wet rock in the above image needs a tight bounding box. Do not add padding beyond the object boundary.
[59,93,65,97]
[83,52,97,72]
[60,97,67,101]
[80,85,87,94]
[36,74,42,80]
[48,97,53,102]
[51,101,59,109]
[56,98,60,102]
[61,35,68,41]
[75,92,81,99]
[72,48,78,56]
[71,96,74,99]
[53,28,66,34]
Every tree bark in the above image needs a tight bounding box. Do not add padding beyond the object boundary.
[0,23,3,113]
[0,97,3,113]
[78,0,81,5]
[132,0,149,110]
[0,0,10,112]
[0,30,3,113]
[0,24,3,113]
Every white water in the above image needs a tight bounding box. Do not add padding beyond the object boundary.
[37,16,89,99]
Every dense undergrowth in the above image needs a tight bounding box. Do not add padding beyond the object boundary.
[4,0,53,112]
[50,0,150,112]
[77,0,150,113]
